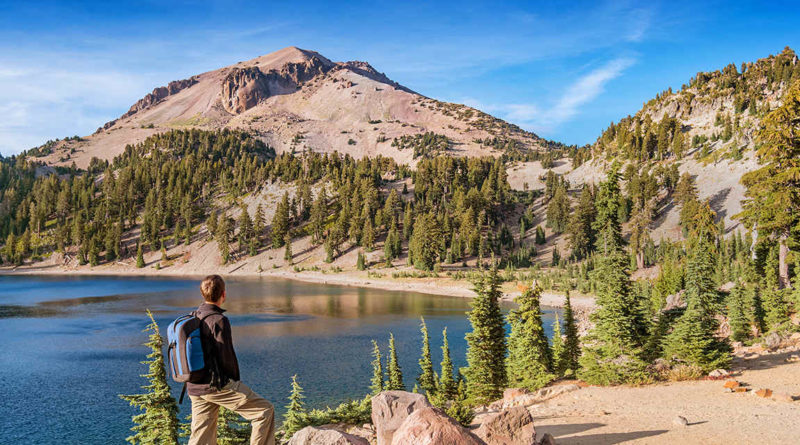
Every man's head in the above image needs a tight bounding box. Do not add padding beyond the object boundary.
[201,274,226,305]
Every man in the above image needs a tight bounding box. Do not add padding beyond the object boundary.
[188,275,275,445]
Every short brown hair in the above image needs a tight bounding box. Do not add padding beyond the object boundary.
[201,275,225,303]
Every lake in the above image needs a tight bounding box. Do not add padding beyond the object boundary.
[0,274,559,443]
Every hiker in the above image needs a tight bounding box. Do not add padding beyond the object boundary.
[188,274,275,445]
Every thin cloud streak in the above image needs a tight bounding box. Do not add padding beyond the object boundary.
[460,57,636,138]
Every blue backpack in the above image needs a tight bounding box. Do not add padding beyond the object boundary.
[166,312,218,401]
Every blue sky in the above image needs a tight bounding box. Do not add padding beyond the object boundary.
[1,0,799,156]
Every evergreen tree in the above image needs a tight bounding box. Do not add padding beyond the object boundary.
[282,375,309,439]
[136,242,145,268]
[738,79,800,288]
[551,314,565,376]
[662,238,731,372]
[727,285,750,342]
[417,317,437,395]
[579,164,647,385]
[284,232,293,265]
[271,193,290,249]
[387,333,404,390]
[370,340,384,395]
[464,264,507,405]
[567,185,596,260]
[310,188,328,244]
[409,213,441,271]
[119,310,179,444]
[356,251,366,271]
[216,408,251,445]
[546,185,570,234]
[438,328,457,399]
[561,292,581,374]
[762,246,790,331]
[506,283,554,390]
[253,204,265,246]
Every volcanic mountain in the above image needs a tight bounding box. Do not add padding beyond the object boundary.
[41,46,550,168]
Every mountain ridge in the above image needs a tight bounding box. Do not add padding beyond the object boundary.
[35,46,550,169]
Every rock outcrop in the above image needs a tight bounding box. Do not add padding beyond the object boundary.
[473,406,537,445]
[390,405,485,445]
[123,77,198,119]
[222,56,332,114]
[371,391,431,445]
[288,425,369,445]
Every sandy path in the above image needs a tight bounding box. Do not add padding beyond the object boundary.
[535,351,800,444]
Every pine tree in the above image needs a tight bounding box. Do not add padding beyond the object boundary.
[464,264,507,405]
[216,407,251,445]
[136,242,145,268]
[506,283,554,390]
[253,204,265,246]
[370,340,384,395]
[438,328,457,399]
[762,246,790,331]
[120,310,179,444]
[551,314,565,376]
[409,213,441,271]
[578,164,647,385]
[387,333,404,390]
[546,185,571,234]
[662,238,731,372]
[738,79,800,288]
[282,375,309,439]
[561,292,581,374]
[356,251,366,271]
[567,185,596,260]
[272,193,290,249]
[417,317,437,395]
[284,232,293,265]
[727,285,750,342]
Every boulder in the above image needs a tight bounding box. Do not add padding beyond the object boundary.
[491,384,581,410]
[390,405,484,445]
[371,391,431,445]
[473,406,536,445]
[288,425,369,445]
[765,332,782,350]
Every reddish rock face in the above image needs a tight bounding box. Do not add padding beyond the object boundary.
[390,405,485,445]
[473,406,537,445]
[371,391,431,445]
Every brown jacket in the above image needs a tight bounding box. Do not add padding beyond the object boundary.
[186,303,241,396]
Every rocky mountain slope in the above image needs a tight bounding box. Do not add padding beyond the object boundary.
[509,47,800,250]
[36,46,550,168]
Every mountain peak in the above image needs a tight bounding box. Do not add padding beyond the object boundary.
[243,46,334,71]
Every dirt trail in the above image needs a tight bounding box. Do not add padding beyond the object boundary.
[535,352,800,444]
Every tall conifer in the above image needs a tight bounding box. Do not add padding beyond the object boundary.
[506,283,554,390]
[120,310,179,444]
[417,317,437,395]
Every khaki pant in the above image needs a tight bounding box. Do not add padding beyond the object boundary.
[189,380,275,445]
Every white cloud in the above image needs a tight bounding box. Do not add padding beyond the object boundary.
[469,57,635,135]
[0,62,157,155]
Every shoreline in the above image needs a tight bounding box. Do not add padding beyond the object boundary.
[0,264,597,310]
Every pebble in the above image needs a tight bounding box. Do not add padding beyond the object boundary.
[673,415,689,427]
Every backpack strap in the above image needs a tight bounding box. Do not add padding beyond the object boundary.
[179,382,187,404]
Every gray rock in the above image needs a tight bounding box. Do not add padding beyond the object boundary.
[371,391,431,445]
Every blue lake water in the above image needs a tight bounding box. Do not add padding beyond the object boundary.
[0,274,558,444]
